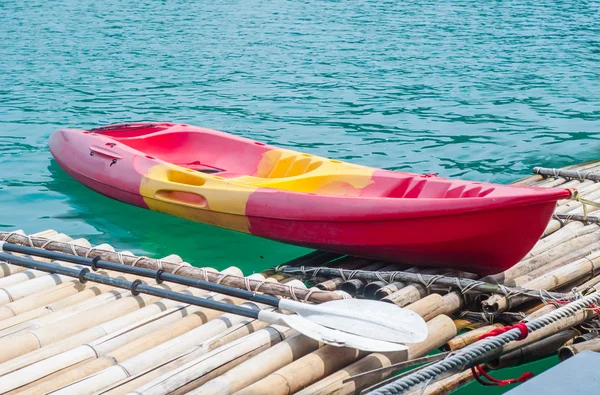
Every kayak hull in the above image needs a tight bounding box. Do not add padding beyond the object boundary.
[49,122,572,275]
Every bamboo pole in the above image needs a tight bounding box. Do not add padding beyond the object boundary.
[381,284,427,306]
[405,293,464,322]
[513,160,599,186]
[0,232,342,303]
[129,326,296,395]
[195,334,322,395]
[443,324,504,352]
[0,279,185,367]
[486,329,578,369]
[292,315,457,395]
[558,337,600,360]
[233,344,368,395]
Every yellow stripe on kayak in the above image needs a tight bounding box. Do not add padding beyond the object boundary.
[139,164,256,233]
[139,149,376,232]
[244,148,376,196]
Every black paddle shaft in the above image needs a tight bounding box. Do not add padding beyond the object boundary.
[0,242,281,307]
[0,251,263,319]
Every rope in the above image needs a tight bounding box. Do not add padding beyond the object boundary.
[568,188,600,221]
[368,291,600,395]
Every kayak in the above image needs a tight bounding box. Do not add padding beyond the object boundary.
[49,122,572,274]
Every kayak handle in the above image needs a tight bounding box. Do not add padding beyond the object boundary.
[153,189,208,208]
[89,145,123,160]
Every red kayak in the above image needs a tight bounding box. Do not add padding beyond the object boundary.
[49,122,572,274]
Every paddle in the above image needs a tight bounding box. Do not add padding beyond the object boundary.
[0,242,428,348]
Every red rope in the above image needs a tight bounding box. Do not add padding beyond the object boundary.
[470,323,533,386]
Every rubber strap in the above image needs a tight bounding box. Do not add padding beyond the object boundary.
[91,256,100,271]
[78,268,90,284]
[130,279,143,296]
[471,323,533,386]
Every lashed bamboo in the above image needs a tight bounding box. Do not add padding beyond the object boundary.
[339,262,389,296]
[0,232,90,283]
[194,334,322,395]
[405,293,464,322]
[76,310,274,395]
[0,287,243,393]
[514,159,599,186]
[533,166,600,181]
[0,256,193,367]
[364,281,388,299]
[0,276,109,321]
[0,287,183,374]
[522,304,557,322]
[292,315,457,395]
[0,232,342,303]
[508,231,600,286]
[19,300,251,395]
[0,285,126,335]
[381,283,427,306]
[0,253,198,336]
[130,326,296,395]
[315,277,343,291]
[555,214,600,224]
[373,268,424,299]
[558,337,600,360]
[50,276,290,394]
[486,231,600,286]
[0,267,81,306]
[528,222,596,259]
[483,250,600,313]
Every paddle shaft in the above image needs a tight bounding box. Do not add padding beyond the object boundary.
[0,251,262,320]
[0,242,281,307]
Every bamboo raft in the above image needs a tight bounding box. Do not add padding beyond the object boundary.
[0,159,599,395]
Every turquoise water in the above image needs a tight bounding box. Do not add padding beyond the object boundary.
[0,1,599,392]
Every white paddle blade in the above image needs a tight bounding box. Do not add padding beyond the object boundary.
[280,314,409,352]
[279,298,428,344]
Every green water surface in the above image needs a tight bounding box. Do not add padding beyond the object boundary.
[1,1,599,393]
